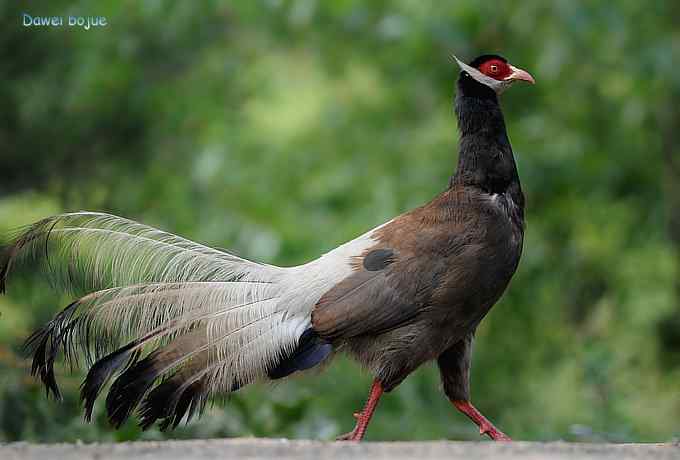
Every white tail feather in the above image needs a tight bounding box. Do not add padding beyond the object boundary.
[2,211,384,427]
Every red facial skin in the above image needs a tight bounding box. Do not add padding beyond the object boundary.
[477,59,512,81]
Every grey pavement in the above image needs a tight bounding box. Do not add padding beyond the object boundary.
[2,439,679,460]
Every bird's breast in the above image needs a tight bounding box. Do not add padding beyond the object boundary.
[429,191,524,324]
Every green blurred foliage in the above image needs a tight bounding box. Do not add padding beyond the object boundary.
[1,0,679,443]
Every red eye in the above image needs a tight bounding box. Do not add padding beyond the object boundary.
[479,60,511,81]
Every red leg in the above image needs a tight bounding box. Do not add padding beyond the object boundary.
[336,380,384,442]
[452,400,511,441]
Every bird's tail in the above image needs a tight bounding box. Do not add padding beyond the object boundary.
[1,212,331,429]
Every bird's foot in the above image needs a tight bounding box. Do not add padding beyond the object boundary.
[335,412,364,441]
[336,381,384,442]
[336,428,361,441]
[478,421,512,441]
[452,400,512,442]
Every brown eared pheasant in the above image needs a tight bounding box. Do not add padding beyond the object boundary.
[0,54,535,441]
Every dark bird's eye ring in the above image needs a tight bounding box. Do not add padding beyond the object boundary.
[490,64,498,73]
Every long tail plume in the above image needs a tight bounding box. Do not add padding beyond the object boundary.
[1,212,330,428]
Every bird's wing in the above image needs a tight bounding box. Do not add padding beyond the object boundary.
[311,187,490,341]
[311,216,475,341]
[311,249,428,340]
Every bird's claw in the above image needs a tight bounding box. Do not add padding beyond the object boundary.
[337,412,366,441]
[479,423,512,441]
[336,429,361,442]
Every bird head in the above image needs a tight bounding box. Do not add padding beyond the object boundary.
[454,54,535,94]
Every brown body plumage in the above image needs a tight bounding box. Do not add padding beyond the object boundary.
[315,184,524,393]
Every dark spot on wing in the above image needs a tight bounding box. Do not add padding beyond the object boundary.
[363,248,395,271]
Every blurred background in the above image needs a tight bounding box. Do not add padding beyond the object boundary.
[1,0,679,443]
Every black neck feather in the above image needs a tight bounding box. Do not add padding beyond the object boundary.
[450,73,523,203]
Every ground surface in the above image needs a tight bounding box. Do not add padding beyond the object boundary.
[2,439,679,460]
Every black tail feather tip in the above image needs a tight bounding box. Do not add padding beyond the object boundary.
[22,301,83,402]
[23,326,62,401]
[80,346,140,422]
[105,353,162,429]
[138,377,208,431]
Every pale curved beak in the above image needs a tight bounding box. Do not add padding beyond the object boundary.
[505,65,535,84]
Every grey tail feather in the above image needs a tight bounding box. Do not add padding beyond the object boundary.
[138,371,213,431]
[2,212,301,429]
[137,350,247,431]
[115,331,334,431]
[23,326,62,401]
[1,221,50,295]
[80,343,142,422]
[132,329,333,431]
[20,302,333,430]
[22,300,80,401]
[104,332,207,428]
[105,350,166,428]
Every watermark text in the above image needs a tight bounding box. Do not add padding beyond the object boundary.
[22,13,108,30]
